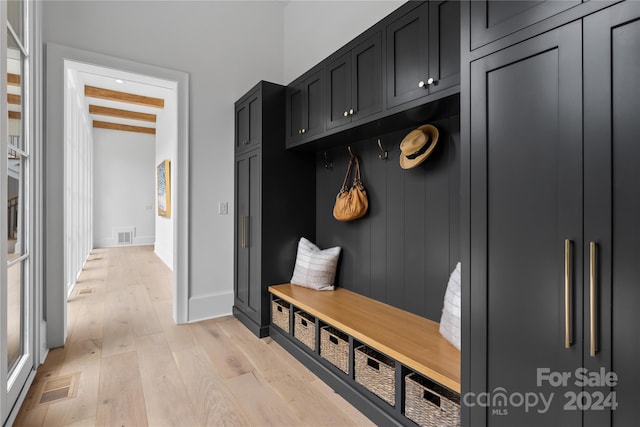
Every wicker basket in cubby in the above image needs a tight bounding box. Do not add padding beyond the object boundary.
[271,299,290,333]
[320,326,349,374]
[405,372,461,427]
[294,311,316,351]
[355,345,396,406]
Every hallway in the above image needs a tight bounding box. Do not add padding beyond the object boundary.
[13,246,373,426]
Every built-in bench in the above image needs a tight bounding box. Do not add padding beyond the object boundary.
[268,283,460,426]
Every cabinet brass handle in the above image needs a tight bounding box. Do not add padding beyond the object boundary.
[343,111,349,117]
[564,239,572,349]
[241,216,248,249]
[590,242,597,357]
[418,80,426,88]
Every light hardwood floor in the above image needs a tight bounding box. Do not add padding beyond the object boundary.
[14,246,374,427]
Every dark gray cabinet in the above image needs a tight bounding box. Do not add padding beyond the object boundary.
[467,22,583,427]
[386,1,459,110]
[285,1,460,150]
[325,31,382,131]
[285,68,324,148]
[583,3,640,426]
[234,81,316,337]
[463,2,640,426]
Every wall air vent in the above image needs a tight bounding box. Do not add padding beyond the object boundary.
[117,231,132,245]
[113,227,135,246]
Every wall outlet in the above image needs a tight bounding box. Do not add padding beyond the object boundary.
[218,202,228,215]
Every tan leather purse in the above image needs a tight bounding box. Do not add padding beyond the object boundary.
[333,156,368,221]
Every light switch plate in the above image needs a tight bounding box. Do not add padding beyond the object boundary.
[218,202,228,215]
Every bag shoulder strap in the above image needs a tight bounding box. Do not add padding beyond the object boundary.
[340,157,354,193]
[352,156,363,186]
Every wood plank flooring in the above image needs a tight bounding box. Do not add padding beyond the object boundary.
[13,246,374,427]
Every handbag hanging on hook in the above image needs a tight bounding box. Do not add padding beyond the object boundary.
[333,155,369,221]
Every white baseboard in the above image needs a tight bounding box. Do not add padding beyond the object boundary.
[94,235,155,248]
[188,290,234,323]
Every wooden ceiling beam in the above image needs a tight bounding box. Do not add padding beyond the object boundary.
[85,85,164,109]
[8,93,21,105]
[89,104,157,123]
[93,120,156,135]
[8,73,21,86]
[9,111,21,120]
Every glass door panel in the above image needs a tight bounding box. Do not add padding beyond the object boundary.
[4,1,33,419]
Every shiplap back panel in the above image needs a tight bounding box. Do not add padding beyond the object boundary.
[314,113,460,322]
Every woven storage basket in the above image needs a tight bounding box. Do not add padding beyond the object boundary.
[405,372,461,427]
[320,326,349,374]
[355,345,396,406]
[294,311,316,351]
[271,299,290,333]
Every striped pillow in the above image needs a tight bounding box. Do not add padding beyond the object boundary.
[439,262,461,350]
[291,237,341,291]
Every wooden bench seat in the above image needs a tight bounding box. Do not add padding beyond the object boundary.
[269,283,460,393]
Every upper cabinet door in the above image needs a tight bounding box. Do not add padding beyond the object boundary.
[235,88,261,153]
[285,84,304,145]
[326,52,352,131]
[303,68,325,141]
[351,31,382,124]
[386,2,429,109]
[428,1,460,94]
[286,68,324,148]
[326,31,382,131]
[470,0,580,50]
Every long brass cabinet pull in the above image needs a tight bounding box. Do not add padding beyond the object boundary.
[564,239,572,349]
[590,242,597,357]
[241,216,248,249]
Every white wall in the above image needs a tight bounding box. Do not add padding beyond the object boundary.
[283,0,404,83]
[154,88,178,270]
[43,0,406,324]
[92,129,156,248]
[43,1,285,323]
[64,68,93,296]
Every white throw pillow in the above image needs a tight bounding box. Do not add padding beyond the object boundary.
[290,237,341,291]
[439,262,461,350]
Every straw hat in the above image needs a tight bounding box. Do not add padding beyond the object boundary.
[399,124,439,169]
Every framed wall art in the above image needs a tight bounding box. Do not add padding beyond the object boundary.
[157,159,171,217]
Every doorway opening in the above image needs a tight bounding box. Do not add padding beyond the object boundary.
[45,44,190,348]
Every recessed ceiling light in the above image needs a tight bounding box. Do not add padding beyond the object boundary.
[115,79,124,84]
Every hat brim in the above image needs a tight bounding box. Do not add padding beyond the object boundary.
[399,124,439,169]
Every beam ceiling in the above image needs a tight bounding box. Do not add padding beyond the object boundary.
[85,85,165,109]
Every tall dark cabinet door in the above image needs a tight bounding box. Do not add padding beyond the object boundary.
[584,3,640,426]
[469,22,583,426]
[234,151,261,321]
